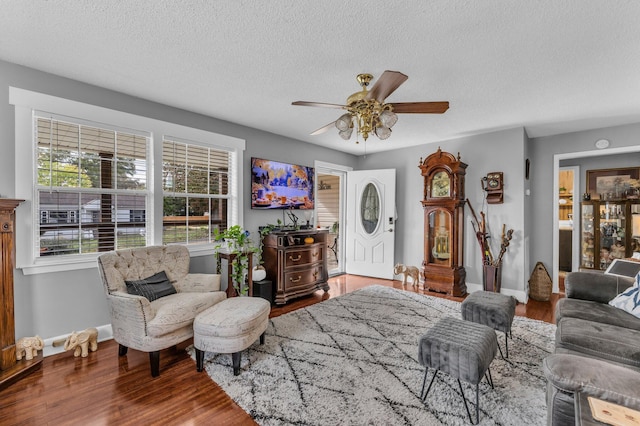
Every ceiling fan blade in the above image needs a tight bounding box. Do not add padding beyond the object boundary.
[366,70,408,102]
[292,101,346,109]
[390,101,450,114]
[310,121,336,135]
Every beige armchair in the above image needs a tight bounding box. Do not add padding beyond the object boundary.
[97,245,226,377]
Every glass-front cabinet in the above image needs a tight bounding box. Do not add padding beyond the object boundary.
[581,200,640,270]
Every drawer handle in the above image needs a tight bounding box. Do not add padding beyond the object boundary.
[313,270,318,279]
[312,251,318,257]
[290,275,302,283]
[289,254,302,262]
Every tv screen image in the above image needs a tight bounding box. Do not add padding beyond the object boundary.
[251,158,315,210]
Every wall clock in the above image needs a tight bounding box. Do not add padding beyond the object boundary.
[483,172,504,204]
[418,148,467,296]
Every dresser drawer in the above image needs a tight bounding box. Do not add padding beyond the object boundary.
[284,266,323,289]
[284,246,323,268]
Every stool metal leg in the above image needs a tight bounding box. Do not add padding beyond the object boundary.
[421,368,439,401]
[504,331,509,358]
[496,342,505,359]
[420,367,429,399]
[457,379,480,425]
[495,332,509,359]
[485,366,494,389]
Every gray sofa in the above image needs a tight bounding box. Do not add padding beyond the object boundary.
[544,271,640,425]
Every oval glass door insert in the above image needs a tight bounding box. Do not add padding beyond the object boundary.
[360,182,380,234]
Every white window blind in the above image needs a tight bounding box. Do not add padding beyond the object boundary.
[36,116,149,257]
[162,139,231,244]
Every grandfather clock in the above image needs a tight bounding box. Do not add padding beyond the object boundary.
[0,199,40,391]
[419,149,467,296]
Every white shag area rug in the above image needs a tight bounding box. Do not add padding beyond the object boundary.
[188,285,555,425]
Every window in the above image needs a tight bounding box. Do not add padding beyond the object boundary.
[162,139,230,244]
[11,87,245,274]
[36,116,148,256]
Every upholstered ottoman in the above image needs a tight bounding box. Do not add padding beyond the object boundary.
[194,297,270,375]
[461,290,516,358]
[418,316,497,424]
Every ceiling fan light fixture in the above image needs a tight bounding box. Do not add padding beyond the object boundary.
[335,113,353,131]
[374,126,392,140]
[338,127,353,140]
[292,70,449,145]
[379,110,398,128]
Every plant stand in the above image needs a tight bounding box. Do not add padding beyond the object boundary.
[216,249,253,297]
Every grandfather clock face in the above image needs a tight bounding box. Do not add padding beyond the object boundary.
[431,171,451,198]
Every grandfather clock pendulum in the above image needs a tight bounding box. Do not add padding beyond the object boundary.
[419,148,467,296]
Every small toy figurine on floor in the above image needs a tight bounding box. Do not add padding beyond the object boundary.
[16,336,44,361]
[64,328,98,357]
[394,263,420,286]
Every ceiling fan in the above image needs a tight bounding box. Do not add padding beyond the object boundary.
[292,70,449,143]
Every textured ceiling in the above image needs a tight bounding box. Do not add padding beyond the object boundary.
[2,1,640,155]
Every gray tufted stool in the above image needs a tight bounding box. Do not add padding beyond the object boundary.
[418,316,498,424]
[194,297,270,375]
[461,291,516,358]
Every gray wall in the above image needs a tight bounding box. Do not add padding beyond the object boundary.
[357,127,529,298]
[561,152,639,195]
[0,59,357,339]
[3,57,639,341]
[529,124,640,276]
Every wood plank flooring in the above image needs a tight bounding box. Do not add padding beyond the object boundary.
[0,275,561,425]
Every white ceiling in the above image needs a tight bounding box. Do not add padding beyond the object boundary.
[2,1,640,155]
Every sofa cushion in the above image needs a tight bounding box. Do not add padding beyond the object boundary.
[556,317,640,368]
[146,291,227,337]
[125,271,176,302]
[556,298,640,331]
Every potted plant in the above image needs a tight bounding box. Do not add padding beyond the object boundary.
[213,225,258,295]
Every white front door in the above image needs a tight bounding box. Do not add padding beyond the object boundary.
[345,169,396,279]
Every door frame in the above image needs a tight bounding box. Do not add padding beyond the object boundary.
[556,165,580,276]
[315,160,352,275]
[552,145,640,292]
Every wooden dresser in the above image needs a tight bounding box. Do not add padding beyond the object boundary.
[262,228,329,305]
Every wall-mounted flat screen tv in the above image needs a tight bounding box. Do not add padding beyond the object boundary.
[251,157,314,210]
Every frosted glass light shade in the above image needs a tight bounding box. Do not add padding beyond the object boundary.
[339,127,353,140]
[335,113,353,131]
[375,126,391,140]
[379,110,398,128]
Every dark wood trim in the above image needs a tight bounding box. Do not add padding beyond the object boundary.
[0,199,36,392]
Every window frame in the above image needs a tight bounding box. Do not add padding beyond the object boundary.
[11,87,245,275]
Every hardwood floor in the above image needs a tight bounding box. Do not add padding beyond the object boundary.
[0,275,561,425]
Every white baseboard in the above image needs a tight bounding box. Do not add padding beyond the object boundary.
[43,324,113,358]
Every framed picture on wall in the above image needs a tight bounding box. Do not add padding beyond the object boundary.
[586,167,640,200]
